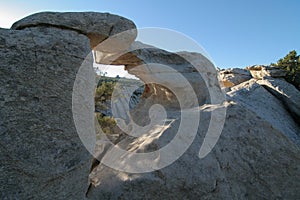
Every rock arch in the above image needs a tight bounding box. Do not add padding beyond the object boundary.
[3,11,214,199]
[2,11,299,200]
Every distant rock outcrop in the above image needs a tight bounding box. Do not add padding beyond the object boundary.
[1,11,300,200]
[247,65,287,79]
[219,65,288,89]
[219,68,252,88]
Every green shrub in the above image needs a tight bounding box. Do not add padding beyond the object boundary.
[94,76,143,135]
[95,81,116,102]
[95,113,117,134]
[94,77,118,134]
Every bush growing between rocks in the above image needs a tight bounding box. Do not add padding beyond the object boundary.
[95,113,117,134]
[95,80,116,102]
[94,77,118,134]
[94,76,143,135]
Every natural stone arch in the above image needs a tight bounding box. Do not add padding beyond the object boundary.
[94,41,212,110]
[5,11,219,199]
[2,11,300,200]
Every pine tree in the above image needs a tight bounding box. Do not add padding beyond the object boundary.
[272,50,300,90]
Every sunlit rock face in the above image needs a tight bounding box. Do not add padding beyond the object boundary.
[247,65,287,80]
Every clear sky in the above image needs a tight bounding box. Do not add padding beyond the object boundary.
[1,0,300,69]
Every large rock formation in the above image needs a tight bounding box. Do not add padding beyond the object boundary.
[87,58,300,199]
[0,12,136,199]
[88,33,300,200]
[0,27,93,199]
[1,11,300,200]
[88,101,300,199]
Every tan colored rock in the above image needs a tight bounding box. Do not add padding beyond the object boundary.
[247,65,287,79]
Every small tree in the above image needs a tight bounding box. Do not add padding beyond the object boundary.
[95,81,116,101]
[272,50,300,90]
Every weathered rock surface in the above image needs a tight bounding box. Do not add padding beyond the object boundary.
[219,68,252,88]
[88,100,300,199]
[0,26,94,199]
[0,11,137,199]
[89,43,300,200]
[228,79,300,145]
[257,78,300,125]
[11,12,137,51]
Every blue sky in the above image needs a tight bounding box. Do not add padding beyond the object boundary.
[1,0,300,68]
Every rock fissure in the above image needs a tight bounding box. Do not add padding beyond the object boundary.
[261,84,300,127]
[14,23,88,36]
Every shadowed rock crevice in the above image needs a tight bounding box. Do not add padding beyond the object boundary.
[259,79,300,127]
